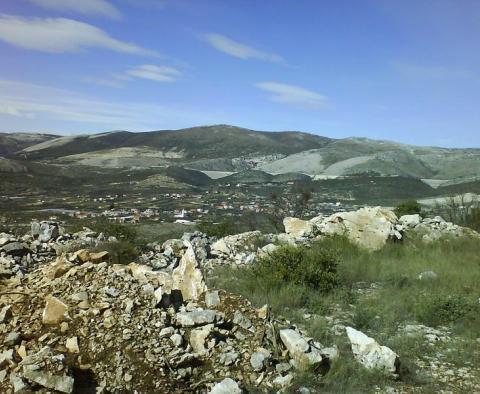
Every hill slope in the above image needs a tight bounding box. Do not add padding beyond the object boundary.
[6,124,480,180]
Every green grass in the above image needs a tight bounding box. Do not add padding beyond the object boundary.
[209,236,480,392]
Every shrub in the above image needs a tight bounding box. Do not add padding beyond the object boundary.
[417,294,478,327]
[394,200,422,217]
[253,243,340,292]
[196,220,237,238]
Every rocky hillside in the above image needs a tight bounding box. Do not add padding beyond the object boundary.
[0,209,479,392]
[7,125,480,181]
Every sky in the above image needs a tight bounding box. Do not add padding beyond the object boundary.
[0,0,479,147]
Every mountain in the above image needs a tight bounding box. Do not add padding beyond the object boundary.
[0,132,57,156]
[6,124,480,181]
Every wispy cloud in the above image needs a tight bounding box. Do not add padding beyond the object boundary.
[256,82,329,110]
[29,0,122,20]
[0,80,219,131]
[126,65,181,82]
[0,14,157,56]
[204,33,284,63]
[393,62,479,82]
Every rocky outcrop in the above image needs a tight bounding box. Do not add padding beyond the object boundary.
[313,207,402,251]
[283,217,315,238]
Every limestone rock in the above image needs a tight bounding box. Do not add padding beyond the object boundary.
[66,337,79,353]
[190,324,214,354]
[283,217,315,238]
[22,366,74,393]
[176,310,217,327]
[314,207,400,251]
[209,378,242,394]
[346,326,399,375]
[42,295,69,325]
[171,244,206,301]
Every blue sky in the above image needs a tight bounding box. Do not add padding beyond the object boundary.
[0,0,479,147]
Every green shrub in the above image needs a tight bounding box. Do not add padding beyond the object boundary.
[417,294,478,327]
[196,220,237,238]
[394,199,422,217]
[253,243,340,292]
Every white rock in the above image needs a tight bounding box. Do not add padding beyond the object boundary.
[346,327,399,374]
[399,214,422,228]
[171,243,206,301]
[209,378,242,394]
[283,217,315,238]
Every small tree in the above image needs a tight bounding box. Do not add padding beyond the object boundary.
[394,200,422,217]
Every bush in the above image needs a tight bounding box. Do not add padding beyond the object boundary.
[253,243,340,292]
[417,294,478,327]
[196,220,237,238]
[394,200,422,217]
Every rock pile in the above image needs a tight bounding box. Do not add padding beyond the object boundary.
[0,221,114,279]
[0,244,337,393]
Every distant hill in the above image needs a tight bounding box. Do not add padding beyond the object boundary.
[5,124,480,181]
[0,132,57,156]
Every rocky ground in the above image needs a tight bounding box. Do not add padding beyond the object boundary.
[0,208,479,393]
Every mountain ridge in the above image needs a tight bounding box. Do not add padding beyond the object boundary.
[4,124,480,180]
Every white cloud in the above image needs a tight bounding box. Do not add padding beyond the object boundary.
[204,33,283,63]
[0,80,221,131]
[0,14,157,56]
[256,82,328,110]
[29,0,122,20]
[126,65,181,82]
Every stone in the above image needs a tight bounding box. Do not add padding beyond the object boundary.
[159,327,175,338]
[417,271,438,280]
[233,310,252,330]
[283,217,315,238]
[190,324,214,354]
[170,333,184,347]
[42,295,69,325]
[44,257,74,279]
[31,221,60,243]
[315,207,400,251]
[256,304,269,319]
[205,290,221,308]
[66,337,79,353]
[273,374,293,387]
[22,366,74,393]
[10,373,28,393]
[0,305,12,323]
[250,348,271,371]
[171,244,206,301]
[399,214,422,228]
[218,351,239,366]
[209,378,242,394]
[176,310,217,327]
[0,349,14,368]
[279,329,310,355]
[4,332,21,346]
[346,326,399,375]
[89,251,109,263]
[1,242,29,256]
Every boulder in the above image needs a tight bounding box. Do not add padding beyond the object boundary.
[279,329,323,368]
[315,207,400,251]
[283,217,315,238]
[399,214,422,228]
[346,327,399,375]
